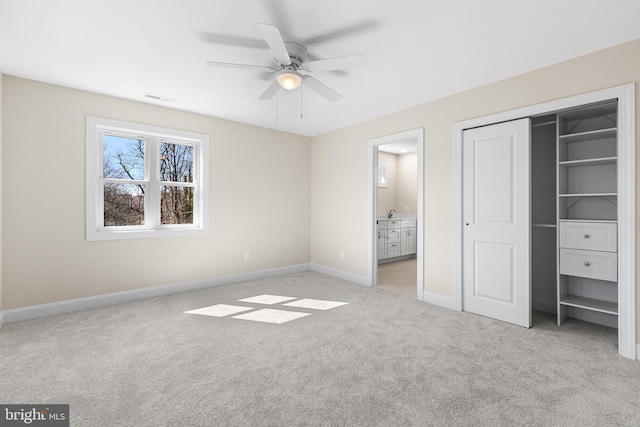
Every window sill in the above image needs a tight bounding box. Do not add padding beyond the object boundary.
[87,226,208,242]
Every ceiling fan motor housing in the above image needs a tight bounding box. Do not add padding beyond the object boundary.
[280,42,307,68]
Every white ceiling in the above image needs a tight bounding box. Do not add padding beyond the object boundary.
[1,1,639,137]
[378,139,418,155]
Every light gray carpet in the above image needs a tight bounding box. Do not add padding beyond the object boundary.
[1,271,639,426]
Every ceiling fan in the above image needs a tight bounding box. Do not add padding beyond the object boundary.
[206,23,367,102]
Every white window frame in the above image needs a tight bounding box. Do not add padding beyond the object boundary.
[86,116,209,241]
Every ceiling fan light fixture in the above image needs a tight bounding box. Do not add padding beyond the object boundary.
[276,70,302,90]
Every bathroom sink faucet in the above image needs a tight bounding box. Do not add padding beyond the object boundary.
[387,209,396,218]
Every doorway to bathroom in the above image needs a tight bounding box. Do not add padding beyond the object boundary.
[368,128,424,300]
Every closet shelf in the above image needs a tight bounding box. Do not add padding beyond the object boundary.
[559,127,617,143]
[559,193,617,198]
[559,295,618,315]
[558,219,617,224]
[531,223,556,228]
[531,120,556,128]
[559,157,617,167]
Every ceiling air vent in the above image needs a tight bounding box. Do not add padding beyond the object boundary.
[144,93,177,103]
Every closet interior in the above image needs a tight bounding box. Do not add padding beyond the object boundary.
[531,99,619,329]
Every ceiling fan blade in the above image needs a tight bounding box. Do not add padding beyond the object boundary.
[301,19,380,46]
[259,80,281,100]
[199,32,266,50]
[206,61,275,73]
[257,23,291,66]
[302,76,342,102]
[304,54,367,72]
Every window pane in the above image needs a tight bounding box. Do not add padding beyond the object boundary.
[161,186,194,225]
[104,183,145,226]
[160,142,193,183]
[104,135,145,180]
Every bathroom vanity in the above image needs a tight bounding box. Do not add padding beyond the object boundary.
[377,218,417,262]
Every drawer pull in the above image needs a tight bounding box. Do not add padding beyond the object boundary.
[584,262,590,266]
[584,234,590,238]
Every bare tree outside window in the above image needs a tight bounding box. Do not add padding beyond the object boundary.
[104,183,145,226]
[103,136,194,227]
[160,142,194,225]
[103,135,145,226]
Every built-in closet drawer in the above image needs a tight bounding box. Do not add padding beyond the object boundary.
[388,220,401,229]
[376,220,388,230]
[559,221,617,252]
[559,248,617,282]
[401,220,416,228]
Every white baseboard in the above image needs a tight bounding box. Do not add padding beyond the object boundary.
[423,291,456,310]
[2,263,311,325]
[309,263,369,286]
[0,310,4,328]
[636,344,640,362]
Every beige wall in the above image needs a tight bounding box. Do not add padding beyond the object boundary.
[397,153,417,214]
[3,76,311,309]
[310,38,640,338]
[377,152,418,216]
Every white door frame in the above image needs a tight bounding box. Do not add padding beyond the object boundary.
[453,84,636,359]
[368,128,424,300]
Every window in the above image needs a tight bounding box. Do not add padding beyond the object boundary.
[87,116,209,241]
[378,165,387,188]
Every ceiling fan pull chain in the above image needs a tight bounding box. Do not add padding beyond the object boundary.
[276,94,279,123]
[300,86,304,118]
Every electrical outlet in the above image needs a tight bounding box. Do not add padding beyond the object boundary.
[243,252,250,261]
[405,205,410,212]
[339,250,345,259]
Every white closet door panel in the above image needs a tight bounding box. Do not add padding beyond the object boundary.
[473,242,515,303]
[463,118,531,328]
[472,135,515,223]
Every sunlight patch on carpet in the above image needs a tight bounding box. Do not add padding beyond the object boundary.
[283,298,348,310]
[185,295,349,324]
[232,308,311,324]
[238,294,297,305]
[185,304,254,317]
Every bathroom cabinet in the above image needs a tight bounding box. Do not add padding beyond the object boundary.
[377,218,416,261]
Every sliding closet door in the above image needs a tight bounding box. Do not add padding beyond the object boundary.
[462,118,531,328]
